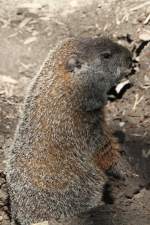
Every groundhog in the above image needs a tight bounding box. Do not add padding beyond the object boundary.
[6,37,132,225]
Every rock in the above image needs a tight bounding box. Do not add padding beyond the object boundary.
[139,30,150,41]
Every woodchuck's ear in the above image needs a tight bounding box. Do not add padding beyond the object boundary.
[66,54,82,72]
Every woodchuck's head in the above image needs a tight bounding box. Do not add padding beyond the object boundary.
[53,37,132,111]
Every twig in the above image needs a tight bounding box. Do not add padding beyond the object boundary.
[143,14,150,25]
[130,2,150,12]
[132,94,144,111]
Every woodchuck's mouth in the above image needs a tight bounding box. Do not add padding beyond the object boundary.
[107,64,133,100]
[107,78,132,101]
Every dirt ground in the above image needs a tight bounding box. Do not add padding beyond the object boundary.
[0,0,150,224]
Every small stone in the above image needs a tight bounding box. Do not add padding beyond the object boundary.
[119,122,125,127]
[139,30,150,41]
[0,216,3,222]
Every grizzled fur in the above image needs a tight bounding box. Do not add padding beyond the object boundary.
[6,37,132,225]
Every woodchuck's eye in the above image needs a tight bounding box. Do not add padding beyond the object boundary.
[101,50,112,59]
[66,54,81,72]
